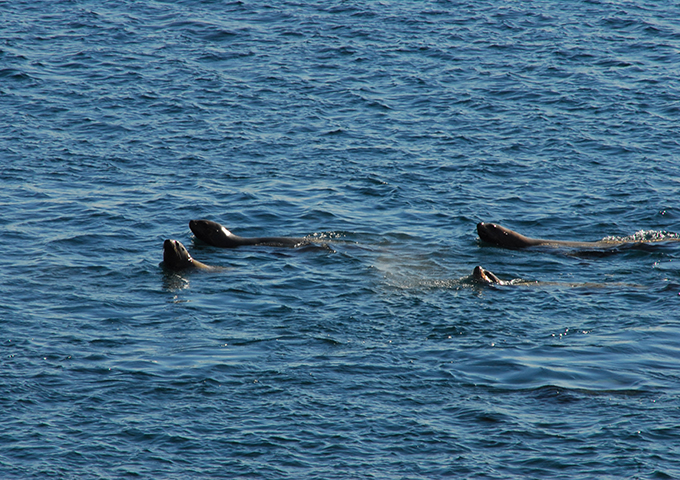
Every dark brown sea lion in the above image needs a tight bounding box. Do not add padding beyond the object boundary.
[476,222,622,248]
[471,265,642,289]
[475,222,680,250]
[162,239,215,270]
[472,266,508,285]
[189,219,309,248]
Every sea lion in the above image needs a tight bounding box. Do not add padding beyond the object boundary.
[189,219,309,248]
[476,222,617,248]
[162,239,215,270]
[471,265,641,289]
[475,222,667,250]
[472,265,508,285]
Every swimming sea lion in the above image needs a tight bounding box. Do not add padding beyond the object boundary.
[189,219,309,248]
[472,265,507,285]
[476,222,614,248]
[476,222,653,249]
[471,265,641,289]
[163,239,215,270]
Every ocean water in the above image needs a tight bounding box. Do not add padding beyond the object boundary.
[2,0,680,478]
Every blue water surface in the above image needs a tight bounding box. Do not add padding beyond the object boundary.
[2,1,680,478]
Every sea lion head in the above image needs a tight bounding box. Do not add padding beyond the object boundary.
[477,222,532,248]
[163,239,194,270]
[190,219,233,246]
[472,265,503,284]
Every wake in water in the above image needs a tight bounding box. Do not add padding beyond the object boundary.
[603,229,680,243]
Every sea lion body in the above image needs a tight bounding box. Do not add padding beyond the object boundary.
[163,239,214,270]
[189,219,308,248]
[477,222,626,249]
